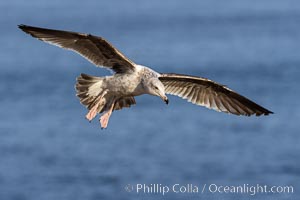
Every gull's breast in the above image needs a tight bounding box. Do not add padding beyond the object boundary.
[106,73,144,96]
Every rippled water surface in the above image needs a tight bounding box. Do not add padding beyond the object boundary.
[0,0,299,199]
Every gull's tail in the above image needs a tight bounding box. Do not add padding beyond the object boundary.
[75,73,106,111]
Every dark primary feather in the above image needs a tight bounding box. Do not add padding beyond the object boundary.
[18,24,135,73]
[159,73,273,116]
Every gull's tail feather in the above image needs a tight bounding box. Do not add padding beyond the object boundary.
[113,96,136,110]
[76,73,107,112]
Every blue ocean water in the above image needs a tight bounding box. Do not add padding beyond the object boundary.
[0,0,299,199]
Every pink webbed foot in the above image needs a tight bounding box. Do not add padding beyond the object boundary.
[85,90,108,122]
[99,100,115,129]
[85,104,99,122]
[100,112,112,129]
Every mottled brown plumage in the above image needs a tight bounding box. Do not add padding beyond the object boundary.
[76,73,136,113]
[19,24,273,128]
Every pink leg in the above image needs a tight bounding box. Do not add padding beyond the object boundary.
[85,90,108,122]
[99,101,115,129]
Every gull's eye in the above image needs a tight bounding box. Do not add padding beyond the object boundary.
[154,86,158,90]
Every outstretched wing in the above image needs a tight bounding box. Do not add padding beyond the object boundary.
[18,24,135,73]
[159,73,273,116]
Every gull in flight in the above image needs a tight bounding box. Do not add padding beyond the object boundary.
[19,25,273,129]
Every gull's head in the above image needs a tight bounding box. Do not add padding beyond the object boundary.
[146,78,168,104]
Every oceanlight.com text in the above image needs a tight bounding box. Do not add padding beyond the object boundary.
[124,183,294,196]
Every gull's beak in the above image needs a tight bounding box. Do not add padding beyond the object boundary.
[161,95,169,104]
[165,98,169,104]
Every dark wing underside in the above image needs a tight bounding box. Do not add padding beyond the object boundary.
[18,24,135,73]
[159,73,273,116]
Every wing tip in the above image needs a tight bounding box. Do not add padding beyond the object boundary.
[18,24,29,31]
[253,109,274,116]
[262,109,274,116]
[18,24,35,35]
